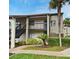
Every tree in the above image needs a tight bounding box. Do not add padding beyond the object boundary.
[49,0,70,47]
[64,18,70,27]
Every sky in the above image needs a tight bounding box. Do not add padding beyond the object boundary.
[9,0,70,18]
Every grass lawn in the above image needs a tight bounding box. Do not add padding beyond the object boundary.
[22,46,67,51]
[9,54,69,59]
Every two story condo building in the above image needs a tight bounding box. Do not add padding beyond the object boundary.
[9,13,63,48]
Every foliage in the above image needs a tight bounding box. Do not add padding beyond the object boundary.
[15,40,26,47]
[62,38,70,47]
[48,37,59,46]
[26,38,43,45]
[9,53,14,56]
[38,34,48,40]
[9,54,70,59]
[48,37,70,47]
[38,34,48,46]
[64,18,70,26]
[49,0,58,9]
[49,0,70,9]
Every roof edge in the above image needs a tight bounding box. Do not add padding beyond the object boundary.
[9,13,63,17]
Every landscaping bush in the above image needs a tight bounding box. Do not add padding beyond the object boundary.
[15,40,26,47]
[48,37,70,47]
[38,34,48,46]
[48,37,59,46]
[26,38,43,45]
[62,38,70,47]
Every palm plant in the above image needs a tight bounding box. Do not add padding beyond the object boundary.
[38,34,48,46]
[49,0,70,47]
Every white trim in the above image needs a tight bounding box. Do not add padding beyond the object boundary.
[10,18,16,48]
[26,17,29,40]
[47,15,50,36]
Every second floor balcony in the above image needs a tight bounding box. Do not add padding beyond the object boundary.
[29,22,47,30]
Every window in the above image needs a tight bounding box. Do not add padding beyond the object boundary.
[50,20,56,26]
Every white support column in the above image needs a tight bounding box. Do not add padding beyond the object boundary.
[10,18,16,48]
[47,15,50,37]
[26,17,29,42]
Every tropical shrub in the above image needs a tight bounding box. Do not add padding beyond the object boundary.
[26,38,43,45]
[48,37,59,46]
[48,37,70,47]
[38,34,48,46]
[15,40,26,47]
[62,38,70,47]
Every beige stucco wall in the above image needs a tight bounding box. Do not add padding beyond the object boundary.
[50,15,63,36]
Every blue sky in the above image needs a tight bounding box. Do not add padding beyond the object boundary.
[9,0,70,18]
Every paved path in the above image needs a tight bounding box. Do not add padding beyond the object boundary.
[60,48,70,56]
[9,45,70,57]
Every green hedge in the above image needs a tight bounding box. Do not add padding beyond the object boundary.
[15,38,43,47]
[15,40,26,47]
[48,37,70,47]
[26,38,43,45]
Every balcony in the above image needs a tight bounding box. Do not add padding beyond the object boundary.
[29,22,47,30]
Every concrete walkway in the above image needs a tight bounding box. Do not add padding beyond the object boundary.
[9,45,70,57]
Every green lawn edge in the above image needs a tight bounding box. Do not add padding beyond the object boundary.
[9,54,70,59]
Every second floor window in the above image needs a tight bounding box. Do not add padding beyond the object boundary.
[50,20,56,26]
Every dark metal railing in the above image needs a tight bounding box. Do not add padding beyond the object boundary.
[15,24,26,38]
